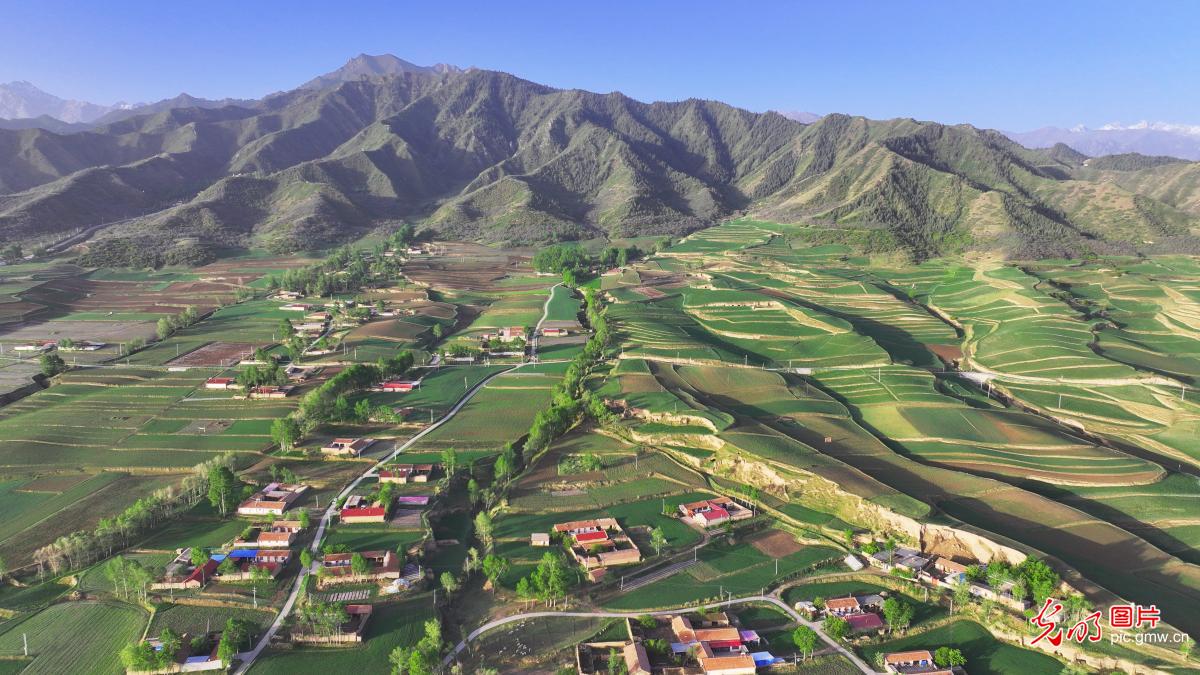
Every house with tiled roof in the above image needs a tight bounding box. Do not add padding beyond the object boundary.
[321,437,375,457]
[237,482,309,516]
[318,550,402,587]
[677,497,752,528]
[232,519,304,548]
[340,494,389,523]
[379,463,435,484]
[555,518,641,580]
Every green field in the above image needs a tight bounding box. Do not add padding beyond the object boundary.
[602,539,841,610]
[0,601,147,674]
[248,598,434,674]
[858,620,1062,675]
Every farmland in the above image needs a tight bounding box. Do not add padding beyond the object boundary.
[0,601,147,674]
[1,228,1200,674]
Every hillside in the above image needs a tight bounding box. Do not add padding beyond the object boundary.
[0,56,1199,262]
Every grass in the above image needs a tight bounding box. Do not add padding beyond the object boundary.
[0,601,147,674]
[544,285,582,323]
[147,603,275,637]
[602,541,841,610]
[857,620,1062,675]
[248,598,434,674]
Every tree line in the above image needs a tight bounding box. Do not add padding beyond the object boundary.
[31,454,241,576]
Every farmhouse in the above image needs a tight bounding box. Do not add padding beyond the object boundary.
[318,549,402,585]
[845,612,885,634]
[883,650,948,674]
[204,376,237,390]
[924,557,970,585]
[321,437,375,457]
[340,494,389,523]
[379,463,435,483]
[677,497,753,528]
[553,518,641,579]
[293,604,374,644]
[213,549,291,580]
[233,519,304,548]
[237,482,309,516]
[12,342,53,352]
[541,327,569,337]
[380,380,418,392]
[870,547,930,574]
[151,556,219,590]
[530,532,550,547]
[824,596,861,616]
[668,614,757,674]
[60,340,105,351]
[499,326,525,343]
[248,385,295,399]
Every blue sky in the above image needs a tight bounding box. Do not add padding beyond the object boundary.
[0,0,1193,131]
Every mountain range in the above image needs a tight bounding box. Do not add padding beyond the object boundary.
[1006,123,1200,161]
[1,54,1199,264]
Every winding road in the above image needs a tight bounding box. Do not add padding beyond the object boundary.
[441,595,878,673]
[232,282,563,673]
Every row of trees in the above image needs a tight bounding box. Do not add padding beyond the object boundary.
[32,454,241,576]
[298,353,412,423]
[531,243,650,277]
[264,247,385,298]
[155,305,200,340]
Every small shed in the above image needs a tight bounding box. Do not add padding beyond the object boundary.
[530,532,550,547]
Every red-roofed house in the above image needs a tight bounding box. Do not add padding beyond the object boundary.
[340,494,389,523]
[381,380,418,392]
[204,377,237,390]
[678,497,752,528]
[846,612,885,634]
[152,558,218,590]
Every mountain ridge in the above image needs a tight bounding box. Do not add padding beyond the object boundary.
[0,56,1198,264]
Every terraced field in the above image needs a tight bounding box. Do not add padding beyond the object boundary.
[601,236,1200,641]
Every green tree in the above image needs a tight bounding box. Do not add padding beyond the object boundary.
[298,510,311,529]
[823,615,850,641]
[207,465,240,516]
[270,417,301,452]
[951,578,972,614]
[481,554,510,593]
[650,526,667,555]
[934,647,966,667]
[156,317,173,340]
[440,571,459,594]
[350,552,369,575]
[1181,635,1194,659]
[792,625,819,660]
[190,547,208,567]
[39,352,67,377]
[300,549,313,569]
[474,512,494,551]
[882,597,915,633]
[441,447,458,476]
